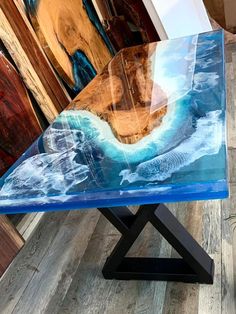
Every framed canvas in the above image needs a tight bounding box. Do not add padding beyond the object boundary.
[143,0,212,39]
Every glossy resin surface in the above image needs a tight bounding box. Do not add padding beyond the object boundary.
[0,30,228,213]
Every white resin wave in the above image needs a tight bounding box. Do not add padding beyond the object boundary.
[120,110,223,183]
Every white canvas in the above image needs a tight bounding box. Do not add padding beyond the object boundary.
[143,0,212,40]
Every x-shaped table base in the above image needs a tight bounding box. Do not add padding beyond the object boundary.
[98,204,214,284]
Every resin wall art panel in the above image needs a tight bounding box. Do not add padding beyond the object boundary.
[0,30,228,213]
[24,0,114,94]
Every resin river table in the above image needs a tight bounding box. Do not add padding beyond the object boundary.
[0,30,228,284]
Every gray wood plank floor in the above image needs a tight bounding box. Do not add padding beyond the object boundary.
[0,45,236,314]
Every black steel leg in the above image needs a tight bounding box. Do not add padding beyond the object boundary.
[98,203,214,284]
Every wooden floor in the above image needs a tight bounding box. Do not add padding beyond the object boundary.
[0,45,236,314]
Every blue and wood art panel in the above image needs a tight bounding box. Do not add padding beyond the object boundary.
[0,31,228,213]
[24,0,114,93]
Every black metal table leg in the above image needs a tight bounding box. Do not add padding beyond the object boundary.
[98,203,214,284]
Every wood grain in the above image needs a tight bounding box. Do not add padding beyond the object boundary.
[2,199,234,313]
[59,214,125,314]
[204,0,226,28]
[162,202,201,314]
[111,0,159,43]
[0,44,41,279]
[93,0,159,50]
[221,186,236,314]
[0,9,45,280]
[210,16,236,44]
[16,212,44,240]
[0,211,69,313]
[220,54,236,311]
[0,216,24,277]
[25,0,112,92]
[0,0,70,122]
[225,62,236,148]
[70,43,168,144]
[91,0,113,22]
[0,49,42,176]
[12,210,100,314]
[59,205,175,314]
[224,0,236,33]
[198,201,222,314]
[1,35,236,314]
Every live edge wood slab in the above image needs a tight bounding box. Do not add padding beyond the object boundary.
[0,0,70,122]
[25,0,113,92]
[0,48,42,176]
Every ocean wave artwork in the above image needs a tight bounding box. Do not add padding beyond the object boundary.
[0,30,228,213]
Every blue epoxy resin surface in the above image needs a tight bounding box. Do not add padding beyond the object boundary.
[0,31,228,213]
